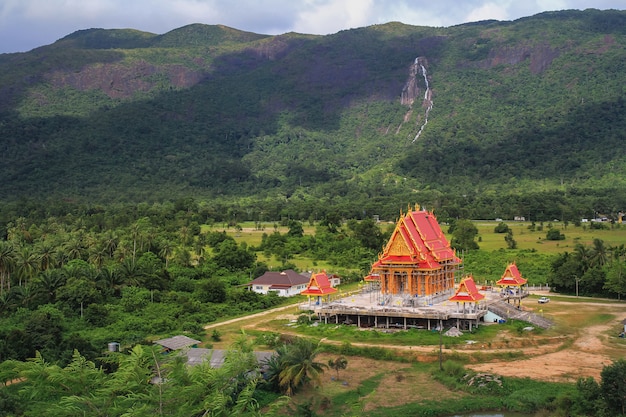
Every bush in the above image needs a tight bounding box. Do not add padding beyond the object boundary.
[494,222,511,233]
[545,228,565,241]
[442,360,466,377]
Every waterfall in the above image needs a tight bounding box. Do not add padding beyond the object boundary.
[412,59,433,143]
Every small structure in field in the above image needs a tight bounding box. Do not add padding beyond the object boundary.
[301,271,338,307]
[449,275,486,315]
[496,263,529,307]
[154,335,201,353]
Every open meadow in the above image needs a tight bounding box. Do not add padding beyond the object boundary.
[212,219,626,255]
[203,291,626,416]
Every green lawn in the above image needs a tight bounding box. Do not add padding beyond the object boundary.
[473,221,626,254]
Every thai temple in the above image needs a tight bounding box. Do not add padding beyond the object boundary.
[367,206,462,298]
[298,206,549,331]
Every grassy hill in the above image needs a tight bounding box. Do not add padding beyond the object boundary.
[1,9,626,221]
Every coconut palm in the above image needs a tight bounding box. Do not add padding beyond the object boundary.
[35,240,57,271]
[158,239,175,268]
[97,265,125,298]
[0,241,16,295]
[33,269,66,304]
[13,246,39,287]
[590,238,608,268]
[279,338,327,396]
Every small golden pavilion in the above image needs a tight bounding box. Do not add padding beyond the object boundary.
[367,206,462,297]
[496,262,528,306]
[301,271,337,306]
[449,275,485,313]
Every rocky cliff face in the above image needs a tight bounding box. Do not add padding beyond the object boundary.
[474,43,562,74]
[47,61,205,99]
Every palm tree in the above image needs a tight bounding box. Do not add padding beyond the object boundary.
[574,242,592,272]
[63,235,86,261]
[101,231,119,258]
[88,243,109,270]
[14,246,39,287]
[35,240,57,271]
[279,338,327,396]
[158,240,175,268]
[591,238,608,268]
[97,266,125,298]
[0,241,16,295]
[33,269,66,304]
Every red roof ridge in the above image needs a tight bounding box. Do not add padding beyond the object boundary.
[449,275,485,302]
[496,262,527,286]
[301,271,337,296]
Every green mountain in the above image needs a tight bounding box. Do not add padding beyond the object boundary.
[1,9,626,220]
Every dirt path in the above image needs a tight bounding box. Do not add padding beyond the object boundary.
[203,304,298,330]
[205,298,625,382]
[467,302,624,382]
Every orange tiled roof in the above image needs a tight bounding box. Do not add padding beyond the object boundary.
[377,208,459,268]
[301,271,338,296]
[449,276,485,302]
[496,263,527,286]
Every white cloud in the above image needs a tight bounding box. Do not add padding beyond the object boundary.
[465,2,511,23]
[0,0,624,53]
[292,0,374,34]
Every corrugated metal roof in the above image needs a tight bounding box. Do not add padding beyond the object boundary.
[154,335,201,350]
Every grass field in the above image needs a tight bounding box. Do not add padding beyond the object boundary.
[206,219,626,266]
[473,220,626,253]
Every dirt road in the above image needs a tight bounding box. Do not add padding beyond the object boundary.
[205,297,625,382]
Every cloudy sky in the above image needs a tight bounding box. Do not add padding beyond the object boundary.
[1,0,624,54]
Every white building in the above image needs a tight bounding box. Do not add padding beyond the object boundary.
[248,269,310,297]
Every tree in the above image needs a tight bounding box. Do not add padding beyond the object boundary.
[545,228,565,241]
[504,231,517,249]
[33,269,65,304]
[600,359,626,415]
[328,356,348,379]
[0,241,16,295]
[571,377,602,416]
[548,252,581,293]
[348,218,384,251]
[591,238,609,268]
[287,220,304,238]
[449,219,479,251]
[196,278,227,303]
[14,246,39,287]
[279,338,327,396]
[493,222,511,233]
[604,259,626,299]
[212,239,256,272]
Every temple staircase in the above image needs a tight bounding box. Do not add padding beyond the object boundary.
[488,300,553,329]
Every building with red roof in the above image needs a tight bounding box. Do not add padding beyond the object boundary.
[368,206,461,297]
[449,275,485,313]
[496,262,527,287]
[301,271,338,306]
[248,269,309,297]
[496,262,529,307]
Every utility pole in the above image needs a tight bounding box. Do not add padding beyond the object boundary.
[438,316,443,371]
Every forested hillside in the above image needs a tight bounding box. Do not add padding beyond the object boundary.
[1,9,626,221]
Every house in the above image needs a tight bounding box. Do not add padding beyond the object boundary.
[248,269,310,297]
[327,273,341,287]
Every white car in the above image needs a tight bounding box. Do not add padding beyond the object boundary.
[538,297,550,304]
